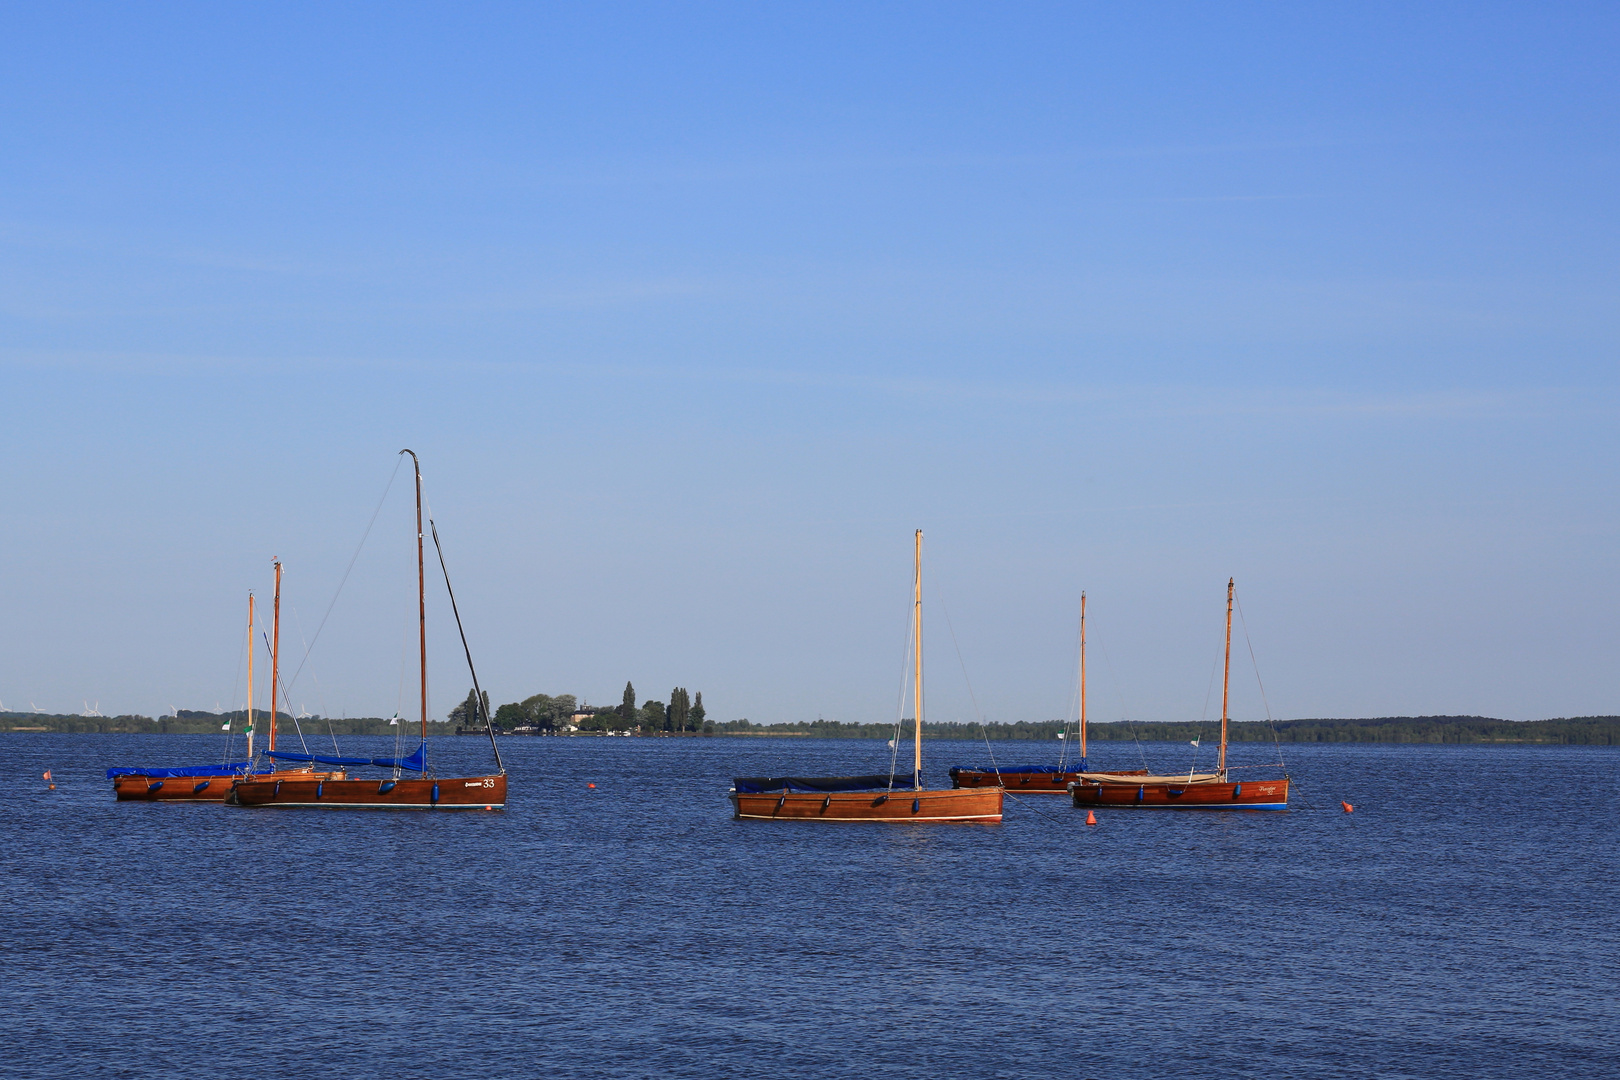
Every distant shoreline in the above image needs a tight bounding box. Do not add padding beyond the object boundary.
[5,713,1616,745]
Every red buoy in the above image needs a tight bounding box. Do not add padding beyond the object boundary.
[1341,801,1354,813]
[587,782,596,789]
[1085,809,1097,826]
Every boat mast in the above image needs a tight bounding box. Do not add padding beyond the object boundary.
[1079,591,1087,771]
[1219,577,1233,776]
[270,560,281,753]
[403,450,428,743]
[246,592,255,761]
[913,529,924,790]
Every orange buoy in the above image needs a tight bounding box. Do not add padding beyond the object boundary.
[1341,801,1354,813]
[1085,809,1097,826]
[587,782,596,789]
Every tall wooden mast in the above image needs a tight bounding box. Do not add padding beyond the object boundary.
[1219,577,1233,776]
[403,450,428,742]
[1079,591,1087,769]
[270,560,281,753]
[246,592,255,760]
[913,529,924,789]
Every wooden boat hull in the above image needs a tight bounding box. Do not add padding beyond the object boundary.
[1070,777,1289,810]
[113,770,344,801]
[227,774,506,809]
[114,774,241,801]
[950,767,1149,793]
[729,786,1003,822]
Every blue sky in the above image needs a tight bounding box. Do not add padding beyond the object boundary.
[2,3,1617,725]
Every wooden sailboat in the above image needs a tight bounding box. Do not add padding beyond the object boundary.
[108,565,338,800]
[728,531,1003,823]
[1067,579,1289,810]
[227,450,507,810]
[950,591,1147,794]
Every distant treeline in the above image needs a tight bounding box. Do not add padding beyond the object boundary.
[478,682,710,733]
[10,710,1619,745]
[716,716,1620,746]
[1,710,454,736]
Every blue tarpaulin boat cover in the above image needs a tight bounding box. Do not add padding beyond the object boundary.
[732,774,917,793]
[266,741,428,772]
[105,762,271,779]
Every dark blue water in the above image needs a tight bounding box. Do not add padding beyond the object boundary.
[1,734,1615,1079]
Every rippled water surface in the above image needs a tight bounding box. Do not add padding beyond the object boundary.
[1,734,1615,1079]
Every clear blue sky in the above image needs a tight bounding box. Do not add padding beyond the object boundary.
[3,2,1617,725]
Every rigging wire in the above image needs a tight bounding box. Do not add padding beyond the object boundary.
[1094,635,1149,770]
[427,515,503,772]
[886,594,915,789]
[1060,598,1085,774]
[287,603,337,753]
[420,479,503,773]
[1237,592,1276,744]
[284,455,405,693]
[1191,652,1221,774]
[930,574,1002,782]
[224,600,249,764]
[262,629,311,754]
[394,614,410,763]
[1234,591,1307,806]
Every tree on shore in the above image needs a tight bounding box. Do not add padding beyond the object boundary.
[527,693,577,730]
[448,688,489,728]
[490,693,578,730]
[667,687,691,732]
[691,691,706,732]
[620,682,637,726]
[639,699,666,729]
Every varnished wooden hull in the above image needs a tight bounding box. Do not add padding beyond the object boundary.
[113,770,344,801]
[951,767,1149,793]
[227,773,506,809]
[729,786,1002,822]
[1070,777,1289,810]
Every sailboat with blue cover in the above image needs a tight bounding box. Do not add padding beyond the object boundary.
[108,564,341,801]
[227,450,506,810]
[728,531,1002,823]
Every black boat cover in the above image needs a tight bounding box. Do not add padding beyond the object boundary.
[732,774,917,793]
[951,764,1071,775]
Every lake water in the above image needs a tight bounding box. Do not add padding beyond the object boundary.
[1,733,1615,1079]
